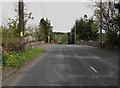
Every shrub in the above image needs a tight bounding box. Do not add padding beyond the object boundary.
[2,27,24,51]
[7,38,24,51]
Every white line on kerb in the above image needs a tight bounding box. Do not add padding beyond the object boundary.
[90,66,98,73]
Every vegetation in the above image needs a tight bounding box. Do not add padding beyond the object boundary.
[1,0,44,70]
[68,15,99,44]
[2,1,34,51]
[0,29,1,40]
[68,1,120,50]
[2,47,45,68]
[55,32,68,44]
[36,18,53,43]
[94,1,120,48]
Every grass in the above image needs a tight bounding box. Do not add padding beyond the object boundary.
[2,47,45,69]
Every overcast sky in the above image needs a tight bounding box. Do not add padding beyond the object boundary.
[0,0,96,32]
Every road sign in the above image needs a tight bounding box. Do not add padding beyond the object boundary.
[20,31,23,37]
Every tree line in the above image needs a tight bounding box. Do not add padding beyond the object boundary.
[68,1,120,49]
[36,18,53,43]
[68,15,98,44]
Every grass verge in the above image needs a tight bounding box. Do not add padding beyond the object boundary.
[2,47,45,69]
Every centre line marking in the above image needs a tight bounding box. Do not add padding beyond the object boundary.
[74,53,77,56]
[90,66,98,73]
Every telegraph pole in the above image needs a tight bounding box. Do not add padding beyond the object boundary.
[75,19,77,44]
[100,0,103,48]
[19,0,25,49]
[48,26,50,43]
[48,20,50,43]
[115,1,120,39]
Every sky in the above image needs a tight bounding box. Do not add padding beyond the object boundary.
[0,0,96,32]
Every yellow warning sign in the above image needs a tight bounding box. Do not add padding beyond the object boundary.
[20,31,23,36]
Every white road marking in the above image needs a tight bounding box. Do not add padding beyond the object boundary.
[56,54,64,59]
[90,66,98,73]
[80,56,98,73]
[81,57,83,59]
[74,53,77,56]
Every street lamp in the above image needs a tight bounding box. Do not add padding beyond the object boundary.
[99,0,103,48]
[75,18,77,44]
[48,20,50,44]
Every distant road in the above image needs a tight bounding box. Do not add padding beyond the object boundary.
[3,45,118,86]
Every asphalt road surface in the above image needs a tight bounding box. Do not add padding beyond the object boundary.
[3,45,118,86]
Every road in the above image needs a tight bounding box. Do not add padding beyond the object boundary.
[3,45,118,86]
